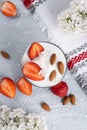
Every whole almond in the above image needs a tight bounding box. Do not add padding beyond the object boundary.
[41,102,51,111]
[70,94,76,105]
[63,96,70,105]
[57,61,64,74]
[49,70,56,81]
[50,53,56,65]
[0,51,10,59]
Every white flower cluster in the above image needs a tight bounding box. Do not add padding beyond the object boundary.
[0,106,46,130]
[57,0,87,32]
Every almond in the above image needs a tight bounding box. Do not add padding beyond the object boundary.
[57,61,64,74]
[41,102,51,111]
[0,51,10,59]
[70,94,76,105]
[49,70,56,81]
[50,53,56,65]
[63,96,70,105]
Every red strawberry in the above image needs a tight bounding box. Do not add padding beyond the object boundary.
[1,1,17,17]
[22,62,44,81]
[0,77,16,98]
[51,81,68,97]
[17,77,32,95]
[28,42,44,60]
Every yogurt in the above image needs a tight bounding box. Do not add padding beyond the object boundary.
[22,42,67,87]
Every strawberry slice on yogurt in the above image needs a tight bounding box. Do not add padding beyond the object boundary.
[28,42,44,60]
[22,62,44,81]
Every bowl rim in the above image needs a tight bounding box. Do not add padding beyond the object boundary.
[22,41,67,88]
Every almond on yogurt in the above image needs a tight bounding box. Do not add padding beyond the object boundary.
[57,61,64,74]
[49,70,56,81]
[50,53,56,65]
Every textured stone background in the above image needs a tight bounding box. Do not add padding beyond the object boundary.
[0,0,87,130]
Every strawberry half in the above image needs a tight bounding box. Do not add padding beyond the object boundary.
[17,77,32,95]
[28,42,44,60]
[22,62,44,81]
[0,77,16,98]
[1,1,17,17]
[51,81,68,97]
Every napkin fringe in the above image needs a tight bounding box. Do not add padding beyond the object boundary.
[76,72,87,91]
[32,13,61,45]
[66,43,87,59]
[32,13,48,33]
[71,59,87,75]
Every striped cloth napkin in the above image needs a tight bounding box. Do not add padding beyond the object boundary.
[26,0,87,94]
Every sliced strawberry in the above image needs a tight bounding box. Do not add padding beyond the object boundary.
[22,62,44,81]
[28,42,44,60]
[1,1,17,17]
[17,77,32,95]
[0,77,16,98]
[51,81,68,97]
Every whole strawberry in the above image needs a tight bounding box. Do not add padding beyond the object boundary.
[51,81,68,97]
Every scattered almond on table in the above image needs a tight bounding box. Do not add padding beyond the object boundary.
[70,94,76,105]
[41,102,51,112]
[0,51,10,59]
[62,94,76,105]
[63,96,70,105]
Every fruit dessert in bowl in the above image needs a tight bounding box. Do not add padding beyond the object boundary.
[22,41,67,87]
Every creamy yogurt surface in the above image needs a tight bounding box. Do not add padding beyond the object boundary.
[22,42,67,87]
